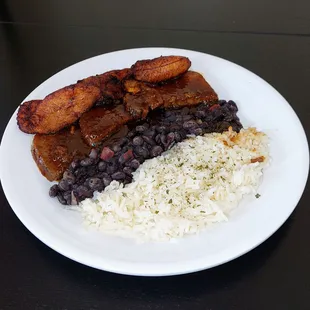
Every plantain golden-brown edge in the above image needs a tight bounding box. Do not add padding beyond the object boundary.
[16,69,130,135]
[131,55,191,83]
[17,81,101,134]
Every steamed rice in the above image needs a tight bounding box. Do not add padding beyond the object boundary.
[80,127,269,241]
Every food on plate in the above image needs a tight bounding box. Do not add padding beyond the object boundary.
[32,126,91,181]
[81,127,269,241]
[17,69,130,134]
[94,68,131,103]
[79,105,134,146]
[15,53,271,241]
[17,81,101,134]
[131,55,191,83]
[50,101,243,204]
[124,71,218,118]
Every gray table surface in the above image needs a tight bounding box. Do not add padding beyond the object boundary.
[1,1,310,309]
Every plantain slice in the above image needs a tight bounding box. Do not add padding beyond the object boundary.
[131,55,191,83]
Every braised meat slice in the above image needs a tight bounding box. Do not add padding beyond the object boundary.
[79,105,134,146]
[124,84,164,118]
[131,56,191,83]
[32,126,91,181]
[123,71,218,118]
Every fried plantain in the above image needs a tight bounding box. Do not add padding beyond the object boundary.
[131,56,191,83]
[17,80,101,134]
[17,69,130,135]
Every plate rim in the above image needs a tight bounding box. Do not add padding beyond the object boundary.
[1,47,309,276]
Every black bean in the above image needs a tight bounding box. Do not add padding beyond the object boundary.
[111,144,122,153]
[107,160,118,174]
[189,127,203,136]
[181,107,190,115]
[156,126,167,133]
[102,176,112,187]
[127,159,140,169]
[182,115,193,121]
[133,136,144,146]
[127,130,136,138]
[58,179,70,191]
[119,137,129,146]
[136,125,148,132]
[88,178,103,191]
[57,193,67,205]
[166,114,176,122]
[98,161,107,171]
[165,110,173,117]
[155,134,161,144]
[134,146,149,158]
[224,114,234,122]
[195,110,206,118]
[80,158,94,167]
[179,130,187,139]
[174,132,182,142]
[150,145,163,157]
[72,184,79,191]
[183,120,198,129]
[136,156,145,163]
[170,124,181,131]
[97,172,109,179]
[227,100,238,112]
[87,166,97,177]
[201,121,210,129]
[218,100,227,106]
[63,191,72,205]
[76,185,93,198]
[160,134,167,145]
[123,167,133,176]
[142,136,156,146]
[112,172,126,180]
[189,107,196,113]
[144,130,156,138]
[74,167,87,177]
[175,115,183,123]
[63,171,76,185]
[211,108,223,120]
[49,184,59,197]
[89,149,98,159]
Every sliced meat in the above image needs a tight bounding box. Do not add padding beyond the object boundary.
[124,85,164,118]
[97,68,131,103]
[79,105,134,146]
[124,71,218,118]
[32,126,91,181]
[161,71,218,108]
[131,56,191,83]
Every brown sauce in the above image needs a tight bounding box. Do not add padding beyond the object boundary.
[32,126,91,181]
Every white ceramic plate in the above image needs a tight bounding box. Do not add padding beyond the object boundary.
[0,48,309,276]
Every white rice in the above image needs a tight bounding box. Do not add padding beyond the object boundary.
[80,127,269,242]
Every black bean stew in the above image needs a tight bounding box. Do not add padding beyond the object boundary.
[49,100,242,205]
